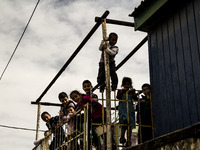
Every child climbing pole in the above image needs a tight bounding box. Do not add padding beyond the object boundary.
[97,29,119,92]
[97,18,117,150]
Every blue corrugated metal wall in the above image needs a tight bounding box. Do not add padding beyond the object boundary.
[149,0,200,137]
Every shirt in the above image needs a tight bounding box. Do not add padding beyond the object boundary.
[77,95,103,118]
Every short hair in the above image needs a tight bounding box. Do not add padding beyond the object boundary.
[108,32,118,40]
[141,83,151,90]
[70,90,80,99]
[44,130,50,135]
[121,77,133,88]
[41,111,50,119]
[58,92,68,100]
[82,80,92,86]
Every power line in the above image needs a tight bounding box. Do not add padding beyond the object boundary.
[0,124,45,132]
[0,0,41,81]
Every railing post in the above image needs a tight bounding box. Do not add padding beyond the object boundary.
[102,18,112,150]
[35,103,41,141]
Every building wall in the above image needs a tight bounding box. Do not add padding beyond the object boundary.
[148,0,200,137]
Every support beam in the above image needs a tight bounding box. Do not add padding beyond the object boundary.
[35,103,41,141]
[116,35,148,70]
[95,17,134,27]
[31,101,61,106]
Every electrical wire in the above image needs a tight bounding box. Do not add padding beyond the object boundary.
[0,124,45,132]
[0,0,41,81]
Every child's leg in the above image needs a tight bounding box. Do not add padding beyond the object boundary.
[126,127,132,147]
[97,63,106,92]
[110,62,118,90]
[120,126,127,144]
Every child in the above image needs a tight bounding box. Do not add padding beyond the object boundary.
[116,77,138,146]
[65,103,75,136]
[33,130,51,148]
[58,92,76,116]
[41,111,65,150]
[82,80,98,99]
[70,90,105,150]
[137,83,153,143]
[64,104,75,150]
[97,32,119,92]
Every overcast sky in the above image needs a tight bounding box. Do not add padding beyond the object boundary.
[0,0,149,149]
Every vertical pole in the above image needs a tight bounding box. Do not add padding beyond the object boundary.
[102,18,112,150]
[35,103,41,141]
[126,92,130,146]
[114,91,118,150]
[86,104,89,150]
[83,107,86,150]
[102,92,105,150]
[90,88,93,150]
[138,99,142,143]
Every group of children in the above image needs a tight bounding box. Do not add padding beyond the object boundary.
[38,32,153,149]
[40,79,152,149]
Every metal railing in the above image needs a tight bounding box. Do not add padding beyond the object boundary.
[32,90,154,150]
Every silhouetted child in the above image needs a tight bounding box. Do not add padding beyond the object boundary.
[116,77,138,146]
[70,90,105,150]
[97,32,119,92]
[41,111,65,150]
[82,80,98,99]
[137,83,153,143]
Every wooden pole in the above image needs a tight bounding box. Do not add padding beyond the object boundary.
[102,18,112,150]
[35,103,41,141]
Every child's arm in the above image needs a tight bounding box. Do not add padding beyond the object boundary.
[59,109,64,118]
[116,90,123,99]
[33,138,45,145]
[127,89,138,100]
[105,46,118,56]
[99,40,105,51]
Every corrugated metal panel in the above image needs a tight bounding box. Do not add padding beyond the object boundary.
[148,0,200,137]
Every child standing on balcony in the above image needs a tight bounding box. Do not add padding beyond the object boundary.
[58,92,76,117]
[137,83,153,143]
[41,111,65,150]
[97,32,119,92]
[82,80,98,99]
[117,77,138,146]
[59,103,75,150]
[70,90,105,150]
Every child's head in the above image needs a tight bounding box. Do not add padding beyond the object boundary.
[82,80,92,95]
[44,130,50,137]
[41,111,51,123]
[67,102,75,114]
[67,106,75,114]
[44,130,51,139]
[58,92,69,105]
[121,77,133,90]
[70,90,82,103]
[108,32,118,46]
[141,83,151,95]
